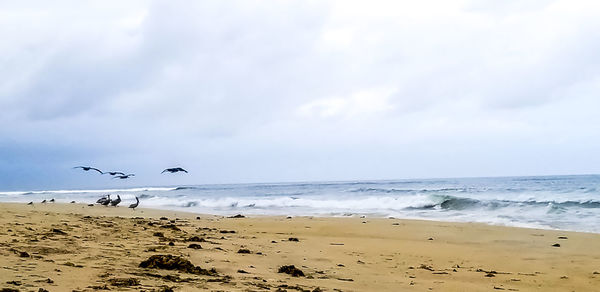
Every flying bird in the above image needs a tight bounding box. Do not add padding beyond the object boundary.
[110,195,122,207]
[103,171,125,176]
[73,166,103,174]
[161,167,188,174]
[113,174,135,179]
[129,196,139,210]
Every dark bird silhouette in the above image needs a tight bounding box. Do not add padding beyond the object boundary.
[103,171,125,176]
[96,195,110,204]
[49,198,55,203]
[74,166,103,174]
[27,202,33,205]
[113,174,135,179]
[110,195,121,207]
[41,199,47,203]
[101,196,111,206]
[129,196,139,210]
[162,167,188,174]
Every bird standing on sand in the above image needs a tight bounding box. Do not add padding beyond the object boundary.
[110,195,122,207]
[103,171,125,176]
[27,202,33,205]
[129,196,139,210]
[41,199,47,203]
[49,198,55,203]
[113,174,135,179]
[162,167,188,174]
[97,195,110,204]
[101,196,111,206]
[73,166,103,174]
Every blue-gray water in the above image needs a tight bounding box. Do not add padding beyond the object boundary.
[1,175,599,233]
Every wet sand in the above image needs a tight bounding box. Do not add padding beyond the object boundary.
[1,202,599,291]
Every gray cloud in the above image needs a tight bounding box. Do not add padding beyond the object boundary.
[1,0,599,190]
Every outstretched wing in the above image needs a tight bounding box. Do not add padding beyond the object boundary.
[161,169,169,173]
[90,167,103,174]
[177,168,188,173]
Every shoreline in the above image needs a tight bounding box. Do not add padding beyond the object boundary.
[1,202,599,291]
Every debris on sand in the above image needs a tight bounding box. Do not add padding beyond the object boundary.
[558,236,568,239]
[139,255,218,276]
[228,214,245,218]
[418,264,434,271]
[288,237,299,242]
[51,229,67,235]
[188,244,202,249]
[278,265,305,277]
[108,278,140,287]
[552,243,561,247]
[186,236,206,242]
[237,249,251,254]
[0,288,20,292]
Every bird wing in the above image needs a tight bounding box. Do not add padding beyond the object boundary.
[161,169,168,173]
[90,168,103,174]
[116,172,125,175]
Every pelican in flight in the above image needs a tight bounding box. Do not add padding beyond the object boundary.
[129,196,139,210]
[113,174,135,179]
[161,167,188,174]
[73,166,103,174]
[103,171,125,176]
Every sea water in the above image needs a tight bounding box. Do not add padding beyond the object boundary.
[1,175,599,233]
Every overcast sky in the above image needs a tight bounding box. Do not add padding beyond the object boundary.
[1,0,599,190]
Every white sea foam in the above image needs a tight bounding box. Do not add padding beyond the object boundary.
[1,175,599,232]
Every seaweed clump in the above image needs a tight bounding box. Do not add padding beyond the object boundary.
[139,255,217,276]
[278,265,305,277]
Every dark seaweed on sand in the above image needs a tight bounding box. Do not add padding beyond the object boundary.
[139,255,217,276]
[278,265,305,277]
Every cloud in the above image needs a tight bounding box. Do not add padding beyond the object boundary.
[1,0,599,189]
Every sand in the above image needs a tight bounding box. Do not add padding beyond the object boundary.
[0,202,599,292]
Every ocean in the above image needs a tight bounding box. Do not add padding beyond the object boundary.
[1,175,599,233]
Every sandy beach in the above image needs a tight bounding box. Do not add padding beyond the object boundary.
[1,202,599,292]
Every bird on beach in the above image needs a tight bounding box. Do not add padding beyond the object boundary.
[110,195,122,207]
[113,174,135,179]
[129,196,139,210]
[49,198,55,203]
[97,195,110,204]
[27,202,33,205]
[101,196,111,206]
[41,199,47,203]
[73,166,103,174]
[162,167,188,174]
[103,171,125,176]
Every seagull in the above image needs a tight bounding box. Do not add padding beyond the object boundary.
[73,166,103,174]
[49,198,55,203]
[161,167,188,174]
[27,202,33,205]
[110,195,122,207]
[97,195,110,204]
[103,171,125,176]
[113,174,135,179]
[41,199,47,203]
[129,196,139,210]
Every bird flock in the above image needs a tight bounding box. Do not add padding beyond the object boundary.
[28,166,188,210]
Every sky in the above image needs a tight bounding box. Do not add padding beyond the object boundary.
[1,0,600,190]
